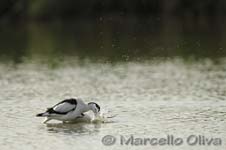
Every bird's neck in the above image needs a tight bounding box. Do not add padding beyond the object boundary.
[84,104,92,112]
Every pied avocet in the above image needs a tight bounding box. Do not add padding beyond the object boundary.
[36,98,100,123]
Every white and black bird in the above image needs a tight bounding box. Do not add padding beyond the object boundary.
[36,98,100,123]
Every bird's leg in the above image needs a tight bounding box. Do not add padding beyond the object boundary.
[43,118,51,124]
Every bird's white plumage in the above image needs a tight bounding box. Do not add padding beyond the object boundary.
[53,102,76,113]
[36,98,100,123]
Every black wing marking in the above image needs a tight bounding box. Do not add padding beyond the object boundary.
[54,98,78,106]
[47,98,77,115]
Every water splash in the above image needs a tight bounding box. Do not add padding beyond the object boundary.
[91,109,117,123]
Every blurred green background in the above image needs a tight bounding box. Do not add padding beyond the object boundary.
[0,0,226,63]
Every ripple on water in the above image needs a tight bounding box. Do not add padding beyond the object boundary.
[0,58,225,150]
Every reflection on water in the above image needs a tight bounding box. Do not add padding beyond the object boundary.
[45,122,101,135]
[0,58,225,150]
[0,16,226,150]
[0,17,226,63]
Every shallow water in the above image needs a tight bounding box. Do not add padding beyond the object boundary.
[0,58,225,150]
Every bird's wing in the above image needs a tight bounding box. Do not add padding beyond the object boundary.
[51,101,76,114]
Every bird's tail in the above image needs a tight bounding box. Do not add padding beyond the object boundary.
[36,112,49,117]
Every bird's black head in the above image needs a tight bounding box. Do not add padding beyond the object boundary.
[88,102,100,112]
